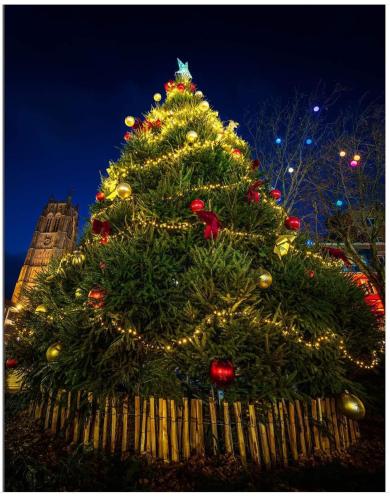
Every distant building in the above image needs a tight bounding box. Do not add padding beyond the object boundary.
[11,197,78,305]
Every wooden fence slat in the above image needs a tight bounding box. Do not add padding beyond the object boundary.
[319,399,330,452]
[134,396,141,453]
[234,402,246,464]
[302,401,312,454]
[223,401,234,457]
[72,391,82,444]
[140,399,147,454]
[64,391,72,441]
[50,390,61,434]
[247,405,261,466]
[197,399,205,456]
[177,405,183,454]
[149,397,157,458]
[266,408,277,465]
[209,398,218,455]
[288,402,299,462]
[146,414,151,455]
[354,421,360,440]
[182,398,190,459]
[295,401,307,458]
[330,398,341,451]
[101,396,110,451]
[325,398,335,450]
[190,399,197,452]
[83,392,94,446]
[342,416,350,448]
[59,391,67,430]
[110,397,117,454]
[93,397,101,451]
[278,401,288,466]
[259,420,271,470]
[311,399,320,452]
[44,390,54,430]
[349,418,357,444]
[170,400,179,462]
[161,398,169,462]
[121,396,129,458]
[34,392,45,421]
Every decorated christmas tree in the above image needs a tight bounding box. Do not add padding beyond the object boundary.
[8,60,383,403]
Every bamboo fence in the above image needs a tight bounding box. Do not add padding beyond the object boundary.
[28,390,360,467]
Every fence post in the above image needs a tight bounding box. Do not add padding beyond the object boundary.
[223,401,234,457]
[121,396,129,458]
[288,402,298,461]
[209,398,218,455]
[93,396,101,451]
[170,400,179,462]
[278,401,288,466]
[149,397,157,458]
[267,407,277,465]
[294,400,307,458]
[182,398,190,459]
[134,396,141,453]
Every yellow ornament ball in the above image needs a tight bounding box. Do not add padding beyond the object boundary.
[72,250,85,266]
[75,288,83,299]
[116,182,132,199]
[153,93,162,102]
[46,342,62,363]
[339,150,346,157]
[337,391,366,421]
[259,271,273,289]
[353,154,361,161]
[35,304,47,314]
[186,130,198,144]
[195,90,204,98]
[124,116,135,127]
[199,100,210,111]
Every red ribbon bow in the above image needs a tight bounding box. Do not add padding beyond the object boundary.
[247,180,263,204]
[92,219,111,237]
[196,210,221,239]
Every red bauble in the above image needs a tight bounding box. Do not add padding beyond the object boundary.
[252,159,260,170]
[99,261,107,270]
[190,83,197,93]
[284,216,301,231]
[176,83,185,92]
[190,199,205,213]
[96,192,105,202]
[123,131,132,141]
[6,358,17,369]
[307,270,315,279]
[209,359,236,387]
[88,287,106,309]
[232,148,242,156]
[100,235,109,245]
[270,189,282,201]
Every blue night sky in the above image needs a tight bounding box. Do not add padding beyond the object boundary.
[5,5,384,298]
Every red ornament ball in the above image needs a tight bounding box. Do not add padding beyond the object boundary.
[6,358,18,369]
[100,235,109,245]
[190,83,197,93]
[364,293,385,317]
[307,270,315,279]
[123,131,132,141]
[270,189,282,201]
[176,83,185,92]
[96,192,105,202]
[190,199,205,213]
[284,216,301,231]
[209,359,236,387]
[232,148,242,157]
[88,287,106,309]
[99,261,107,270]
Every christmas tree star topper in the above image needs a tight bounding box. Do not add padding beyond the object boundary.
[176,58,192,80]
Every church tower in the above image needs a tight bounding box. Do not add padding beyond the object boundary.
[11,197,78,304]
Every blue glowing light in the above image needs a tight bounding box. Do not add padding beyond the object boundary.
[313,106,320,112]
[305,138,313,145]
[306,239,314,247]
[275,138,282,144]
[336,200,344,207]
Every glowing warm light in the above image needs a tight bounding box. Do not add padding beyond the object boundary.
[353,154,361,161]
[339,151,346,157]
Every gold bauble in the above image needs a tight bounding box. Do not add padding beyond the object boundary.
[337,391,366,421]
[199,100,210,111]
[116,182,132,199]
[46,342,62,363]
[124,116,135,127]
[186,130,198,144]
[259,271,273,289]
[35,304,47,314]
[353,154,361,161]
[75,288,83,298]
[153,93,162,102]
[72,250,86,266]
[195,90,204,98]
